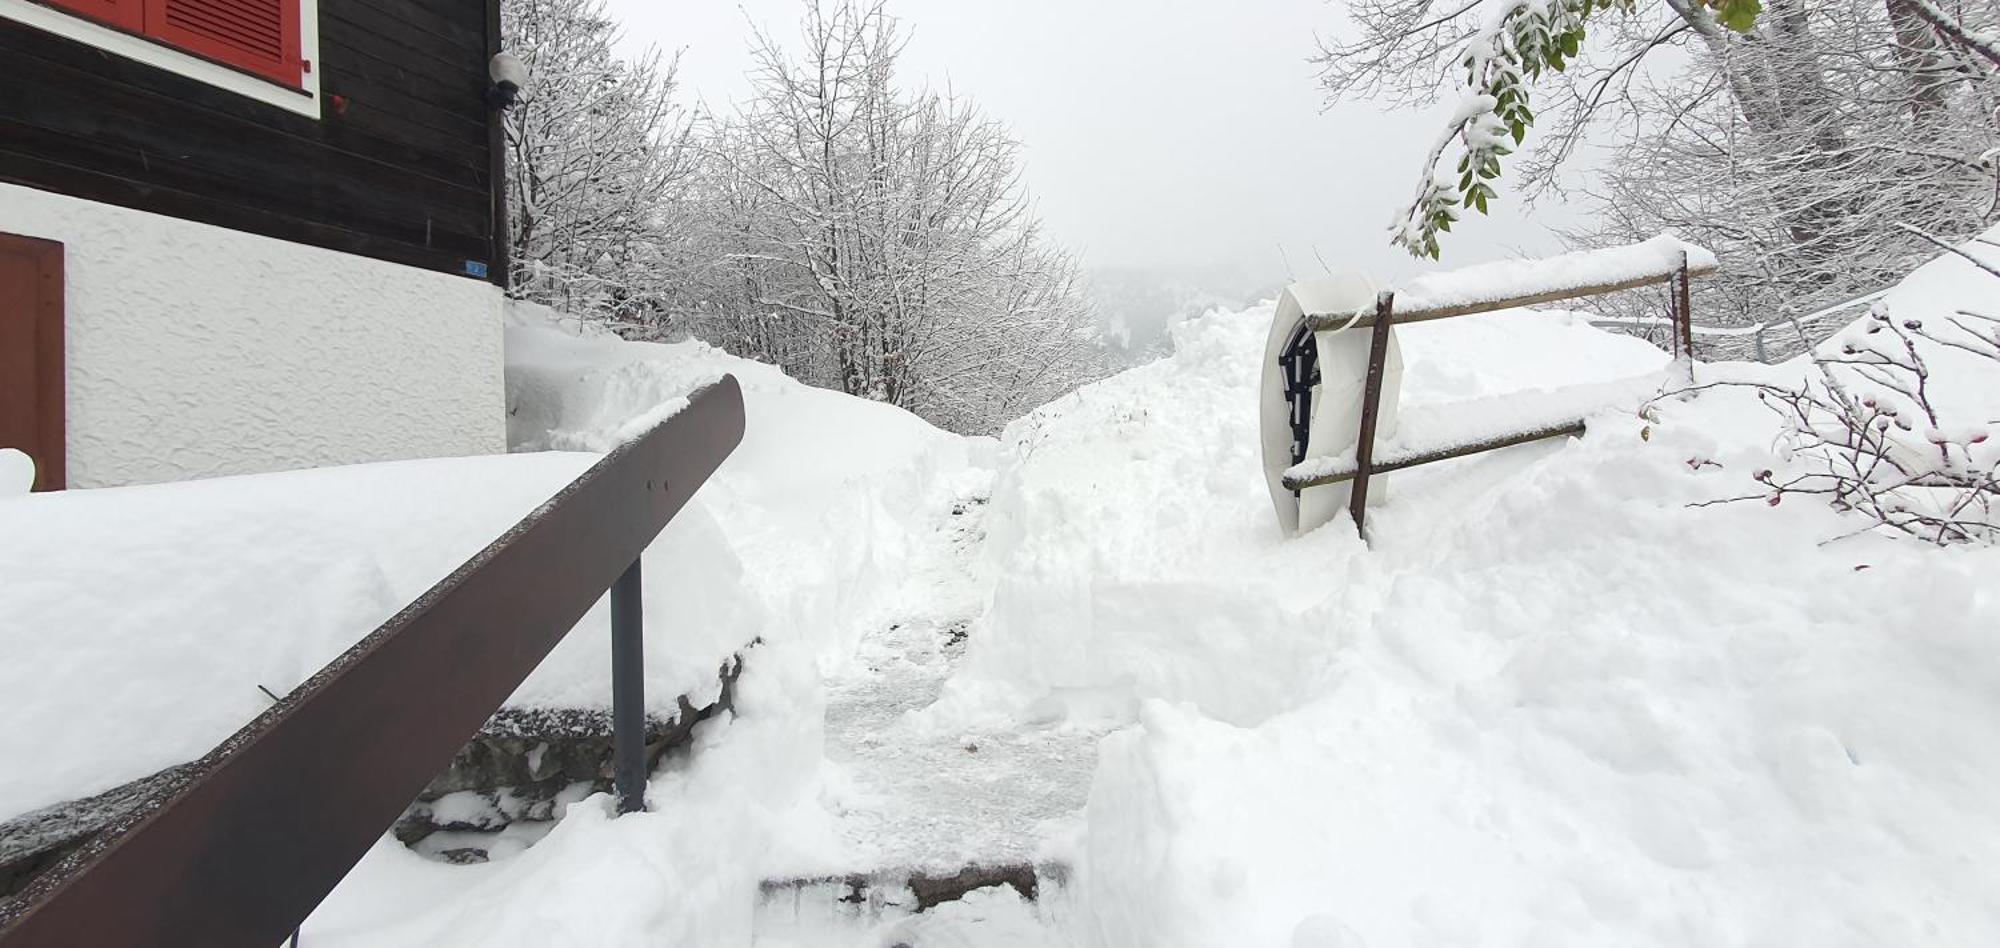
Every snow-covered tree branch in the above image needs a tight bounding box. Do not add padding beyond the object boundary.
[498,0,1100,435]
[1322,0,2000,360]
[502,0,693,328]
[671,0,1101,433]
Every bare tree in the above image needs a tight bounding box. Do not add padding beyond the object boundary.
[498,0,1099,433]
[502,0,693,328]
[677,0,1101,433]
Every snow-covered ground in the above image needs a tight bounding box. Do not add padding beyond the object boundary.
[0,450,655,819]
[7,242,1996,945]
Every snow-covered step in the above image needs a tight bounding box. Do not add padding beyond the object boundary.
[754,863,1075,947]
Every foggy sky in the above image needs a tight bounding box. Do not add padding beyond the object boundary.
[600,0,1578,287]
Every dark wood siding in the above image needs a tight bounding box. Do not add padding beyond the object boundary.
[0,0,501,281]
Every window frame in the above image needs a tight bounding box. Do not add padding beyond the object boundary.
[0,0,321,118]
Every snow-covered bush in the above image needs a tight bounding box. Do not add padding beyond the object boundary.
[1754,303,1999,545]
[1724,231,2000,544]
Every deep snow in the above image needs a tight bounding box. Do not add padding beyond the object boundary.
[336,264,1995,944]
[1,452,574,819]
[7,242,1996,946]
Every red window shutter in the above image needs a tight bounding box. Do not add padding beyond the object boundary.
[140,0,301,88]
[43,0,144,31]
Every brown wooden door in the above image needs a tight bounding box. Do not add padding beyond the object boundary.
[0,234,65,491]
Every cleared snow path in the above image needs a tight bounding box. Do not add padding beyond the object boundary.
[755,487,1097,945]
[823,493,1105,873]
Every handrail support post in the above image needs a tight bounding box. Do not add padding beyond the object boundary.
[610,558,647,815]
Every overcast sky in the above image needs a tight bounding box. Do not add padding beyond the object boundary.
[600,0,1577,286]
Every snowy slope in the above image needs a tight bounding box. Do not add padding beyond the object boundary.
[503,304,992,669]
[927,306,1674,730]
[924,302,1999,943]
[0,453,581,818]
[301,309,996,945]
[32,250,1992,946]
[305,271,1995,946]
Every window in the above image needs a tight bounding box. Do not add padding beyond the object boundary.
[43,0,302,87]
[2,0,318,115]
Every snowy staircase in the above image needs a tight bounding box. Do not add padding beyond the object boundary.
[748,602,1098,945]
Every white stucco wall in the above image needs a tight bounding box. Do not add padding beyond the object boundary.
[1,182,506,488]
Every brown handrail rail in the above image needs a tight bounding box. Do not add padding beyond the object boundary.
[0,375,746,947]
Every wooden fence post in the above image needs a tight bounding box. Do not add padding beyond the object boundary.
[1348,291,1395,541]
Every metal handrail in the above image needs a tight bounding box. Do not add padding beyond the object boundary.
[1588,288,1890,361]
[0,376,746,947]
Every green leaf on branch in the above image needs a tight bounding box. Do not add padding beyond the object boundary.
[1394,0,1683,259]
[1708,0,1762,32]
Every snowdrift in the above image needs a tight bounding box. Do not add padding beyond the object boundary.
[503,304,992,668]
[324,281,1999,945]
[302,309,994,945]
[928,305,1673,730]
[930,289,2000,943]
[16,239,1995,946]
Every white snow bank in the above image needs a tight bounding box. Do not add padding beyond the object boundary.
[504,304,992,668]
[1389,234,1715,317]
[1080,435,2000,944]
[1820,227,2000,433]
[927,306,1670,731]
[0,448,33,496]
[932,281,1998,944]
[301,306,992,944]
[309,659,837,947]
[0,450,766,820]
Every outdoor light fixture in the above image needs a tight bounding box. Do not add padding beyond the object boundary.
[488,51,529,109]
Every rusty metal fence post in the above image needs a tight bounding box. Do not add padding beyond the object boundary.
[1348,291,1395,541]
[1673,251,1694,361]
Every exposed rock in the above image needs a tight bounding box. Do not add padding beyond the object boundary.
[392,651,748,855]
